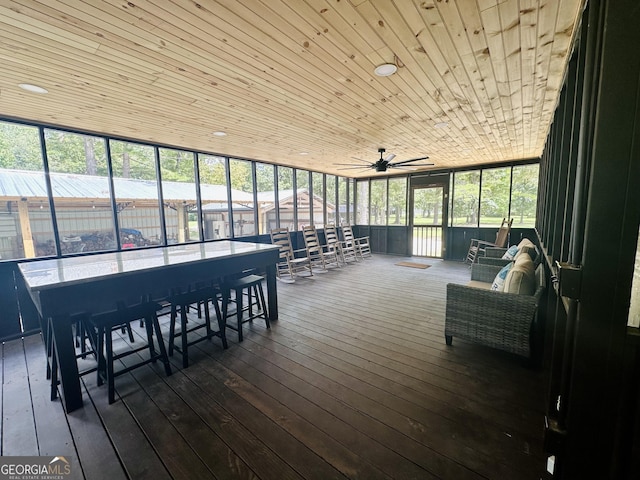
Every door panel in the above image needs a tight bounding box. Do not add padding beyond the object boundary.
[410,185,446,257]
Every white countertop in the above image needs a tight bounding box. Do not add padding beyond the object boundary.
[18,241,279,291]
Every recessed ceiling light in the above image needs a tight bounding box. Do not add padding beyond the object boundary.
[18,83,48,94]
[374,63,397,77]
[435,122,449,129]
[299,152,309,155]
[212,131,227,137]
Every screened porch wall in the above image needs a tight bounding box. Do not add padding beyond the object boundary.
[0,116,539,341]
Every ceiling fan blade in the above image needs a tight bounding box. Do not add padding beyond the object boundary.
[336,165,374,170]
[349,157,374,164]
[390,156,430,166]
[390,165,433,170]
[390,163,434,169]
[334,163,373,166]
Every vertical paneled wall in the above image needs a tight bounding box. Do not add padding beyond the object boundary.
[537,0,640,478]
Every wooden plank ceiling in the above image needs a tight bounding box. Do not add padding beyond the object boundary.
[0,0,584,177]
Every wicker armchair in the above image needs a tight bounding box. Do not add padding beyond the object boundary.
[444,263,545,358]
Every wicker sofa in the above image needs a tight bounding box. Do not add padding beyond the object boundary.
[444,259,545,358]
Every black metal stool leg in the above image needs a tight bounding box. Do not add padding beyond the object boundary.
[150,312,172,377]
[256,283,270,328]
[211,292,228,349]
[180,306,189,368]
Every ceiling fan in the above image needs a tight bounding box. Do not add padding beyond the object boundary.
[335,148,433,173]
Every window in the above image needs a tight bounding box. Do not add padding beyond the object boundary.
[628,225,640,327]
[160,148,199,244]
[0,121,56,259]
[511,164,539,227]
[479,167,510,227]
[452,170,480,226]
[109,140,163,247]
[388,177,407,225]
[337,176,347,226]
[277,166,294,231]
[0,119,542,261]
[311,172,324,228]
[229,159,255,237]
[370,179,387,225]
[347,178,355,225]
[44,129,117,254]
[356,180,369,225]
[198,154,229,240]
[256,163,274,234]
[296,169,310,230]
[326,174,337,226]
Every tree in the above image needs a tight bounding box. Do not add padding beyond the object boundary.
[480,167,510,222]
[453,171,480,225]
[369,179,386,225]
[159,148,195,182]
[255,163,274,191]
[84,137,97,175]
[388,178,407,224]
[109,140,156,180]
[277,167,294,191]
[198,154,227,185]
[229,159,253,192]
[43,129,107,175]
[511,164,539,225]
[0,122,43,170]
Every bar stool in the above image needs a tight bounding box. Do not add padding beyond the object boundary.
[223,274,270,342]
[168,285,228,368]
[91,299,172,404]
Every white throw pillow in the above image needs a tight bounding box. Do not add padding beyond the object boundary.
[491,262,514,291]
[502,245,519,260]
[518,238,536,249]
[504,255,536,295]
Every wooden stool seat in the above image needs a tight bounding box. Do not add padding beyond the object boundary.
[223,274,269,342]
[168,285,228,368]
[90,300,172,404]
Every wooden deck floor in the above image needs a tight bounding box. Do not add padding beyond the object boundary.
[1,255,548,479]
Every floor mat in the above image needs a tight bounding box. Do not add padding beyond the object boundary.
[395,262,431,269]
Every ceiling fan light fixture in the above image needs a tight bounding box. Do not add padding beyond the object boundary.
[374,63,397,77]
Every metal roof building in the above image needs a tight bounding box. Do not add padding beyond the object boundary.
[0,169,253,203]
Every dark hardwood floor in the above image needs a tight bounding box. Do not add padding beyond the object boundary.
[1,255,548,479]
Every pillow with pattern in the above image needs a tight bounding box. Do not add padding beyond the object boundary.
[491,262,514,291]
[502,245,519,260]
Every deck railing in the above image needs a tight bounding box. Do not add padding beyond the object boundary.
[412,225,443,257]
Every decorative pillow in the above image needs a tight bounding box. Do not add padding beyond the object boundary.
[515,245,536,262]
[504,255,536,295]
[518,238,536,249]
[491,262,514,291]
[502,245,519,260]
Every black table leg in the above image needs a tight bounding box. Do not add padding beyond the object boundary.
[266,263,278,321]
[50,314,83,412]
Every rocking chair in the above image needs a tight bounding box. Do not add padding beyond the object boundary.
[466,218,513,264]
